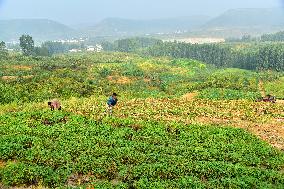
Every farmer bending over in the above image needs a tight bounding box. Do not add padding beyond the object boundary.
[48,99,62,111]
[106,93,118,115]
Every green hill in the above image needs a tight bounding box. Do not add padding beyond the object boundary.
[86,16,211,36]
[84,9,284,38]
[197,8,284,37]
[204,8,284,28]
[0,19,76,42]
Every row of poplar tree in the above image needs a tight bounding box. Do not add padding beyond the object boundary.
[143,42,284,71]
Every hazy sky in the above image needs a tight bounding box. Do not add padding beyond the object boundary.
[0,0,283,25]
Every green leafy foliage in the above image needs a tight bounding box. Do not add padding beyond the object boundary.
[0,53,283,104]
[41,41,85,56]
[264,77,284,99]
[261,31,284,42]
[102,37,162,52]
[19,34,35,56]
[0,41,8,59]
[142,41,284,71]
[1,111,284,188]
[0,52,284,188]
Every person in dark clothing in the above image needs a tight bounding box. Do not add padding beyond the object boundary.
[106,93,118,115]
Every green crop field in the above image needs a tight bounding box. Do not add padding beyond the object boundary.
[0,52,284,188]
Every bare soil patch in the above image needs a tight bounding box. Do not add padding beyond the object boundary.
[196,116,284,150]
[5,186,48,189]
[2,76,18,80]
[277,100,284,105]
[0,160,6,168]
[2,75,34,80]
[107,75,133,84]
[11,65,32,70]
[23,75,34,79]
[181,92,198,101]
[3,65,33,70]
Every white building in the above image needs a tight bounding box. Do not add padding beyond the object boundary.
[69,49,82,53]
[86,44,103,52]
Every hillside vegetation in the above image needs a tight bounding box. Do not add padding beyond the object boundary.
[103,39,284,72]
[0,52,284,188]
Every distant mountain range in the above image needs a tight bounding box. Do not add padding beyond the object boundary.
[1,8,284,42]
[197,8,284,37]
[0,19,76,42]
[84,16,211,36]
[204,8,284,28]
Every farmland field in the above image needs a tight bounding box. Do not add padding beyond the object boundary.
[0,52,284,188]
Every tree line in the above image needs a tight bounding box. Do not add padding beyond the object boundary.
[142,42,284,71]
[5,35,84,57]
[0,41,8,59]
[2,34,284,72]
[99,36,284,71]
[261,31,284,42]
[226,31,284,43]
[101,37,162,52]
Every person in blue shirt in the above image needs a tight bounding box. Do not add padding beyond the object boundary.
[106,93,118,115]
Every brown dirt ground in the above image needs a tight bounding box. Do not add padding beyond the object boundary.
[2,75,34,80]
[181,92,198,101]
[1,76,18,80]
[107,75,133,84]
[0,182,47,189]
[143,78,151,83]
[0,160,5,168]
[22,75,34,79]
[196,116,284,150]
[277,100,284,105]
[9,65,32,70]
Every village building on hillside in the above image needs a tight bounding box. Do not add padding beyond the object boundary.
[69,49,82,53]
[86,44,103,52]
